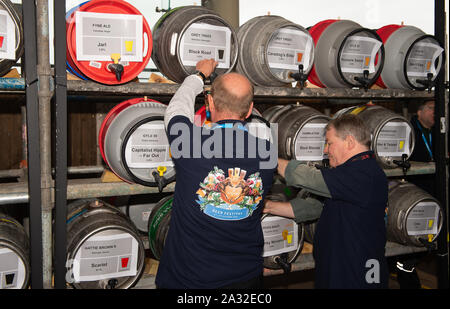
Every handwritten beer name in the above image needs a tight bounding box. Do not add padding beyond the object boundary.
[188,49,212,56]
[92,23,111,29]
[191,33,212,39]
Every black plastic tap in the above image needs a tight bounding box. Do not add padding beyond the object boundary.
[108,53,124,82]
[108,63,124,82]
[393,154,411,176]
[105,278,118,289]
[418,237,437,251]
[274,253,292,274]
[416,73,434,93]
[354,69,370,91]
[290,64,308,89]
[152,170,167,193]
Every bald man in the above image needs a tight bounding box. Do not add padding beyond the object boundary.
[156,59,276,289]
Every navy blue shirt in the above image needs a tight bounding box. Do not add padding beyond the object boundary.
[407,115,435,195]
[409,115,433,162]
[314,151,389,288]
[156,115,275,288]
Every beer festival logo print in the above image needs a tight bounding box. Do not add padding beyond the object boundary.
[196,167,264,220]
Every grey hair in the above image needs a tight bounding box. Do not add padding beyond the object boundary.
[326,114,371,148]
[417,100,434,112]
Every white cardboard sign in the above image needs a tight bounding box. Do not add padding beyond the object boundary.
[0,248,27,289]
[406,202,440,236]
[267,27,313,71]
[294,123,327,161]
[339,36,382,74]
[262,216,298,257]
[75,11,143,62]
[179,22,231,69]
[0,10,16,60]
[125,123,174,169]
[73,230,139,282]
[406,42,444,77]
[376,122,411,157]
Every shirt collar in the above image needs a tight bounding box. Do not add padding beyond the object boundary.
[343,150,375,165]
[215,119,246,125]
[210,119,247,130]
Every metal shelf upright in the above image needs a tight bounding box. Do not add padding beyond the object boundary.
[22,0,43,290]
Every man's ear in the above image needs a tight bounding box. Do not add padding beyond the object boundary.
[208,95,215,113]
[417,109,424,120]
[245,102,254,119]
[345,134,356,150]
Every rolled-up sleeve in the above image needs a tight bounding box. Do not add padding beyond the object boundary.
[164,75,204,129]
[290,195,324,223]
[284,160,332,198]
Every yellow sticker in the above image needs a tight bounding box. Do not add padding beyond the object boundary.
[399,140,404,150]
[125,41,133,52]
[428,219,434,228]
[350,106,367,115]
[287,234,293,244]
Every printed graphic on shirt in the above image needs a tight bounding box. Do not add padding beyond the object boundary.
[196,167,263,221]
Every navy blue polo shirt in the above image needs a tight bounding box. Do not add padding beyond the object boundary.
[407,115,435,195]
[155,115,275,289]
[314,151,389,289]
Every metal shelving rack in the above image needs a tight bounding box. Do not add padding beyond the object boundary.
[0,0,447,289]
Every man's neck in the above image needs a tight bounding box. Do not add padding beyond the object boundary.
[212,114,244,123]
[344,147,370,163]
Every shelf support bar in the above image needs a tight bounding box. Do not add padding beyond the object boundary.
[434,0,449,289]
[35,0,54,289]
[22,0,43,289]
[53,0,68,289]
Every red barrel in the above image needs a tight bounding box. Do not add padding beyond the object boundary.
[374,24,402,88]
[375,24,444,90]
[66,1,90,80]
[66,0,152,84]
[98,98,152,171]
[308,19,384,88]
[307,19,336,88]
[99,97,175,188]
[194,105,209,127]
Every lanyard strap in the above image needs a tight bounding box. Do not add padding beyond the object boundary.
[210,122,248,131]
[416,119,433,160]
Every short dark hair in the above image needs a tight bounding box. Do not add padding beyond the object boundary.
[326,114,371,148]
[417,100,434,112]
[210,74,254,118]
